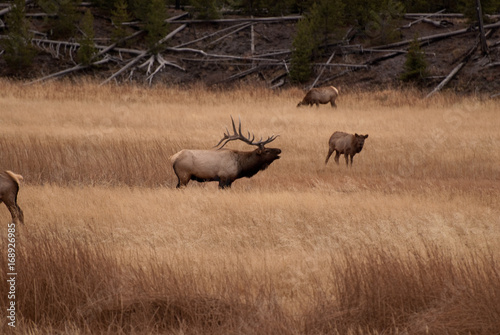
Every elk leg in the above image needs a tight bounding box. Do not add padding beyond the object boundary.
[330,100,337,108]
[3,197,22,224]
[350,155,354,166]
[344,154,349,166]
[218,179,232,189]
[334,152,340,165]
[325,148,334,164]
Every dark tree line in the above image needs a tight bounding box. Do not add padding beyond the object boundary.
[1,0,499,78]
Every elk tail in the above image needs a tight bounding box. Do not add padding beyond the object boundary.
[5,170,23,186]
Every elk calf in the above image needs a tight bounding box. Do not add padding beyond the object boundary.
[0,170,24,225]
[325,132,368,167]
[171,117,280,189]
[297,86,339,108]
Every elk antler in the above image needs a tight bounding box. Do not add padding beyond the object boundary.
[214,116,278,150]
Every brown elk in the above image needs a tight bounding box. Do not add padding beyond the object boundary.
[325,132,369,167]
[297,86,339,108]
[0,170,24,225]
[171,117,281,189]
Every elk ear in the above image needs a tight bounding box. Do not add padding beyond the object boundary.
[364,134,369,138]
[355,133,359,137]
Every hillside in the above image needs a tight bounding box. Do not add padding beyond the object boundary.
[1,4,500,96]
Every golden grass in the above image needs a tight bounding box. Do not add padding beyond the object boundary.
[1,79,499,334]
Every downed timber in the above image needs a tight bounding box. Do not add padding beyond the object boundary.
[165,46,282,62]
[171,15,301,24]
[421,18,454,28]
[425,62,466,99]
[343,45,436,56]
[0,0,32,17]
[221,65,264,82]
[207,22,252,46]
[28,30,146,84]
[372,21,500,50]
[26,57,111,85]
[313,63,369,68]
[100,24,186,86]
[316,51,403,86]
[404,13,464,19]
[425,33,486,99]
[309,51,335,89]
[174,22,249,48]
[400,9,446,29]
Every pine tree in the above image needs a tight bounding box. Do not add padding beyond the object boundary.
[145,0,170,54]
[190,0,220,19]
[400,36,427,83]
[52,0,79,38]
[1,0,35,71]
[111,0,131,43]
[290,0,344,83]
[77,9,97,65]
[290,15,315,83]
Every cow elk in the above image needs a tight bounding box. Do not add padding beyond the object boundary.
[171,117,281,189]
[325,132,369,167]
[0,170,24,225]
[297,86,339,108]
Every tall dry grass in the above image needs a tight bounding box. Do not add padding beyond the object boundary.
[1,79,499,334]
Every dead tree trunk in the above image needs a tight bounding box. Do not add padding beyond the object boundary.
[476,0,489,54]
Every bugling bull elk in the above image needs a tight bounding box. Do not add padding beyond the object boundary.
[171,117,281,189]
[297,86,339,108]
[325,132,369,167]
[0,170,24,225]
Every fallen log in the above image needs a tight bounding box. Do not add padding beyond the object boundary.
[174,22,249,48]
[400,9,446,29]
[0,0,32,17]
[373,21,500,50]
[207,23,252,46]
[309,50,335,89]
[404,13,464,19]
[425,62,466,99]
[100,24,186,85]
[421,18,454,28]
[25,56,112,85]
[170,15,302,24]
[425,34,485,99]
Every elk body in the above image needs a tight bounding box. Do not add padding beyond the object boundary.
[297,86,339,108]
[325,132,369,167]
[0,170,24,225]
[171,118,281,189]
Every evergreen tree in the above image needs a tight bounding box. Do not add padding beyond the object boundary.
[190,0,221,19]
[77,9,97,65]
[290,15,315,83]
[400,35,427,83]
[290,0,344,83]
[1,0,35,71]
[145,0,170,53]
[111,0,131,43]
[309,0,344,47]
[365,0,405,45]
[52,0,80,38]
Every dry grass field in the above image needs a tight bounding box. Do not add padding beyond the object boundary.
[1,79,499,334]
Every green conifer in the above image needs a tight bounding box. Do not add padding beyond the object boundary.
[1,0,35,71]
[111,0,131,44]
[77,9,97,65]
[145,0,170,54]
[400,36,428,83]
